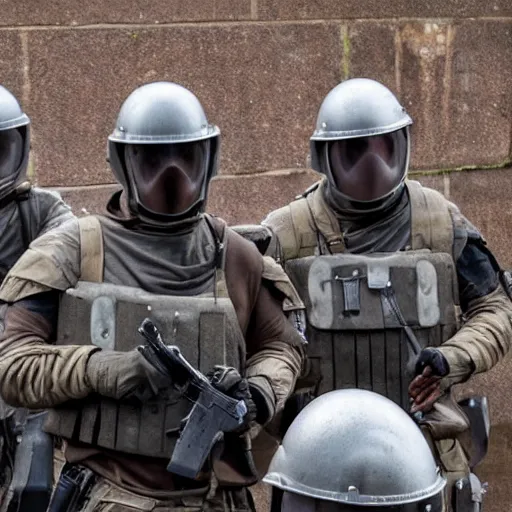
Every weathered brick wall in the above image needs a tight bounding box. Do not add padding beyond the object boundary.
[2,1,511,510]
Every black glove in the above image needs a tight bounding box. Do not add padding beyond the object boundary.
[207,366,267,430]
[414,347,450,377]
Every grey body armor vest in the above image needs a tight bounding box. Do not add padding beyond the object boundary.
[44,217,246,460]
[285,251,458,407]
[278,181,461,409]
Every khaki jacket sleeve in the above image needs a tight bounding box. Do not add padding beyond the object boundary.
[0,217,81,302]
[244,257,306,422]
[0,305,97,408]
[439,284,512,387]
[0,218,93,409]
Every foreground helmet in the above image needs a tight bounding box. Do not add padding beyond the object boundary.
[0,85,30,203]
[108,81,220,223]
[264,389,445,511]
[310,78,412,212]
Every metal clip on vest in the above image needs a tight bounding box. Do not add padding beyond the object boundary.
[334,271,363,313]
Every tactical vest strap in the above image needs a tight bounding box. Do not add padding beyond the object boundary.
[286,188,345,260]
[77,216,104,283]
[264,180,346,261]
[280,198,311,261]
[262,256,305,312]
[407,180,454,255]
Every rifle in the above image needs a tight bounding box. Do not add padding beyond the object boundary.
[137,317,248,480]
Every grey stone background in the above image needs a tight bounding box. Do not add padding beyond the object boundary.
[2,1,511,510]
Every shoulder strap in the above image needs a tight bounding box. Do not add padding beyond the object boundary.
[289,197,319,256]
[305,181,344,254]
[261,255,305,312]
[203,214,231,299]
[264,180,345,261]
[204,214,229,269]
[407,180,454,255]
[78,216,104,283]
[263,201,304,262]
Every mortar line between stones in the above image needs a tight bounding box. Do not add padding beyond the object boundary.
[0,16,511,31]
[394,26,402,95]
[45,163,512,191]
[410,161,512,175]
[441,25,455,142]
[19,30,37,182]
[250,0,258,20]
[443,174,450,199]
[20,31,30,110]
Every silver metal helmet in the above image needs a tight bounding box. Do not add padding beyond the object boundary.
[310,79,413,212]
[263,389,445,512]
[0,85,31,202]
[107,81,220,223]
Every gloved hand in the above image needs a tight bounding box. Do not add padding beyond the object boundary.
[414,347,450,377]
[207,365,271,431]
[86,348,172,402]
[409,347,450,414]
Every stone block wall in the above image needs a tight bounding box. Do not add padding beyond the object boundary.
[0,2,507,260]
[1,1,511,510]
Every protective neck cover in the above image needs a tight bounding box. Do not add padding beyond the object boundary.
[102,199,219,296]
[323,181,411,254]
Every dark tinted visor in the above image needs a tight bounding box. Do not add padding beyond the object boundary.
[125,140,208,216]
[0,128,23,180]
[328,129,407,202]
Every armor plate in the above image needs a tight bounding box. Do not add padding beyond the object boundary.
[285,251,458,407]
[45,281,244,459]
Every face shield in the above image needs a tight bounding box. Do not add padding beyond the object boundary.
[0,128,24,181]
[326,129,408,204]
[124,140,209,217]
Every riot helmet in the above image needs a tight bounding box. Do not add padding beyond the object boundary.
[108,82,220,224]
[310,79,412,214]
[263,389,445,512]
[0,85,30,203]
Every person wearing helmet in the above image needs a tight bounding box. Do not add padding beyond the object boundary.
[0,85,74,511]
[264,389,446,512]
[262,78,510,510]
[0,82,305,512]
[0,84,73,283]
